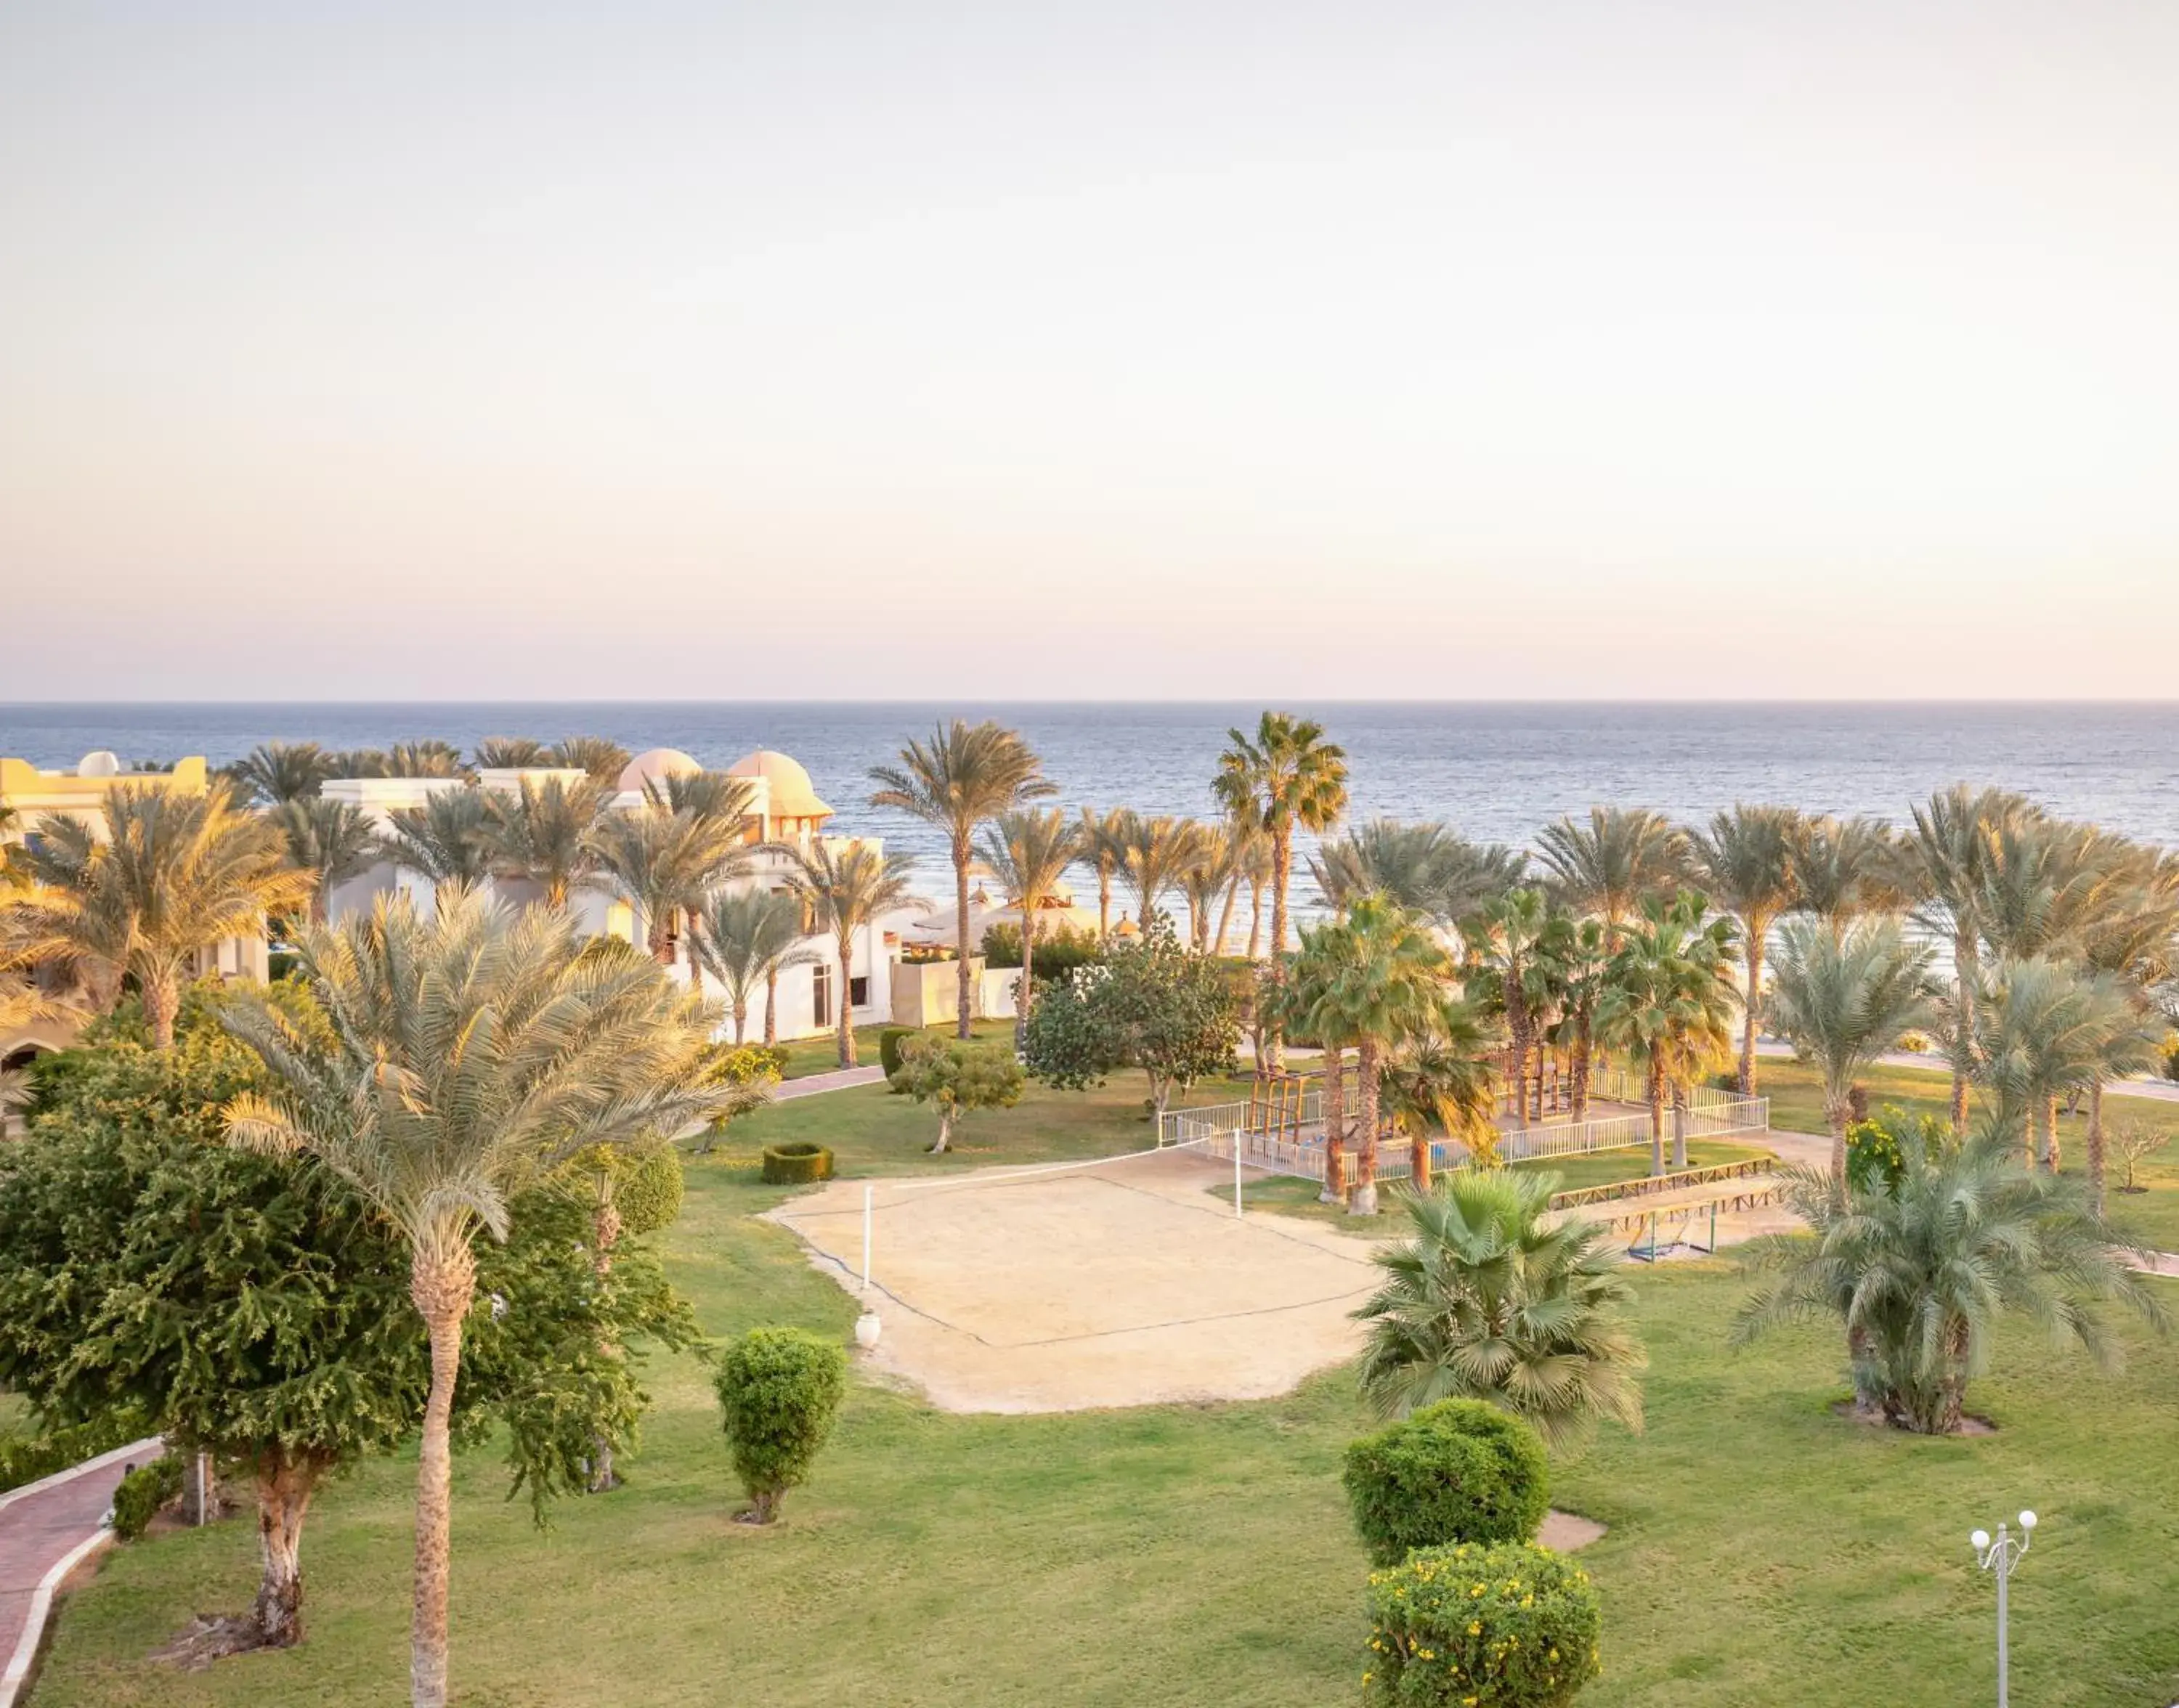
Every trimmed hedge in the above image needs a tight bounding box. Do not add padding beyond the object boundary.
[111,1454,184,1541]
[760,1142,834,1185]
[1344,1399,1549,1566]
[878,1028,917,1081]
[1364,1540,1602,1707]
[615,1145,685,1235]
[714,1327,848,1523]
[0,1412,146,1497]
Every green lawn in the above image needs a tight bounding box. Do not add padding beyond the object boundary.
[772,1017,1022,1080]
[1222,1140,1777,1235]
[28,1094,2179,1707]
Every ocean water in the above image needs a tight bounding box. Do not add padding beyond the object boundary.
[6,702,2179,890]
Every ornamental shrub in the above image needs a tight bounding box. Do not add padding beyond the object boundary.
[0,1412,147,1497]
[713,1327,848,1523]
[1344,1400,1549,1566]
[879,1028,917,1081]
[1363,1540,1602,1707]
[980,923,1105,977]
[2161,1033,2179,1085]
[760,1142,834,1185]
[111,1454,184,1541]
[613,1145,685,1236]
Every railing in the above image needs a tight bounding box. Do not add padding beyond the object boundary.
[1549,1156,1774,1211]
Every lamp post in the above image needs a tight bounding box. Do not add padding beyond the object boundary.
[1970,1509,2037,1708]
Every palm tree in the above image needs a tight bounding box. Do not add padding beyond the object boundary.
[229,741,336,806]
[780,842,922,1068]
[691,888,817,1045]
[1354,1168,1644,1451]
[588,794,752,970]
[382,741,468,779]
[1764,917,1939,1179]
[1287,915,1364,1205]
[1110,812,1215,942]
[379,789,494,887]
[1594,892,1741,1174]
[1175,822,1238,953]
[1314,820,1527,926]
[870,720,1055,1038]
[2077,850,2179,1208]
[220,890,733,1708]
[1209,818,1268,954]
[978,808,1083,1046]
[1789,815,1909,937]
[1075,807,1129,945]
[1909,785,2041,1132]
[1681,805,1801,1094]
[552,736,633,789]
[1312,896,1449,1215]
[1734,1127,2162,1434]
[1460,887,1557,1126]
[277,795,381,924]
[472,736,552,769]
[478,776,607,909]
[1542,913,1611,1121]
[1974,954,2159,1174]
[1534,806,1677,937]
[1378,996,1499,1190]
[326,748,390,779]
[7,784,312,1048]
[1213,712,1349,1068]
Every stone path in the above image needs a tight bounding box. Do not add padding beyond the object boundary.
[773,1065,886,1100]
[0,1438,162,1708]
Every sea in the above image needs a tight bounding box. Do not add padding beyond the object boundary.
[6,703,2179,901]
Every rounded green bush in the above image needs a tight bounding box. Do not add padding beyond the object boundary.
[1343,1399,1549,1566]
[613,1145,685,1235]
[1364,1540,1602,1707]
[877,1028,916,1082]
[110,1455,184,1542]
[713,1327,848,1523]
[760,1142,834,1185]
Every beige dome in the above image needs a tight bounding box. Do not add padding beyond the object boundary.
[617,747,703,794]
[727,749,832,821]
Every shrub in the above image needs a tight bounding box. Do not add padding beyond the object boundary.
[713,1327,848,1523]
[1896,1030,1931,1055]
[2162,1034,2179,1085]
[614,1145,685,1236]
[878,1028,917,1081]
[1364,1540,1602,1707]
[760,1142,834,1185]
[111,1454,184,1541]
[890,1036,1025,1152]
[980,922,1105,978]
[0,1412,147,1496]
[1343,1400,1549,1566]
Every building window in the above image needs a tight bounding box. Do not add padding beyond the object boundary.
[812,961,832,1029]
[848,975,869,1008]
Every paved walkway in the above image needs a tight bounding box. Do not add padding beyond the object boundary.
[0,1438,163,1708]
[774,1065,886,1100]
[1753,1040,2179,1105]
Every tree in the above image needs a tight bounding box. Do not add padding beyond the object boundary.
[1909,785,2041,1132]
[219,891,735,1708]
[1307,897,1450,1214]
[552,736,633,789]
[588,788,752,969]
[2077,850,2179,1208]
[379,789,494,887]
[1681,805,1801,1094]
[229,741,336,806]
[691,888,818,1046]
[1022,921,1239,1116]
[479,775,607,908]
[1534,806,1676,936]
[890,1035,1026,1152]
[1354,1168,1644,1453]
[1594,892,1740,1174]
[1074,806,1129,945]
[979,808,1084,1046]
[780,842,922,1068]
[277,795,381,924]
[1974,954,2158,1174]
[1209,818,1270,955]
[1789,814,1909,936]
[1311,819,1525,926]
[1108,811,1216,942]
[1541,912,1610,1122]
[1460,887,1557,1126]
[870,720,1055,1039]
[1734,1127,2164,1434]
[473,736,553,768]
[1378,996,1499,1190]
[1286,916,1366,1203]
[381,741,468,778]
[7,784,312,1048]
[0,993,700,1653]
[713,1328,848,1524]
[1213,712,1349,1068]
[1764,917,1938,1180]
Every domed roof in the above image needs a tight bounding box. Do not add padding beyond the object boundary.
[77,751,122,778]
[616,747,703,794]
[727,749,832,820]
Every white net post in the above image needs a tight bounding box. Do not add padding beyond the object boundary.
[1233,1131,1243,1218]
[861,1183,873,1295]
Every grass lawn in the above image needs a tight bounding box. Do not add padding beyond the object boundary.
[1753,1055,2179,1254]
[771,1017,1018,1080]
[1222,1140,1778,1235]
[28,1091,2179,1707]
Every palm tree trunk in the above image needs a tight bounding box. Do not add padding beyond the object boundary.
[1320,1043,1347,1205]
[1949,930,1975,1134]
[1570,1016,1593,1121]
[1349,1039,1380,1215]
[1411,1121,1432,1194]
[1214,875,1239,956]
[1827,1092,1849,1182]
[1266,833,1290,1073]
[143,975,179,1051]
[1246,877,1263,960]
[2040,1095,2059,1172]
[251,1453,317,1647]
[1740,925,1764,1095]
[732,1000,748,1046]
[835,931,856,1068]
[2087,1079,2107,1212]
[588,1194,622,1493]
[1671,1086,1688,1171]
[954,847,974,1040]
[409,1247,475,1708]
[1097,863,1112,945]
[1648,1057,1667,1176]
[763,968,779,1047]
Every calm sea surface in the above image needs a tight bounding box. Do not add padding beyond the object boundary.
[5,703,2178,897]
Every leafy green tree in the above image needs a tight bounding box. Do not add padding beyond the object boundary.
[1354,1168,1644,1452]
[979,808,1084,1045]
[691,888,818,1045]
[379,788,494,886]
[1022,920,1239,1116]
[1594,892,1740,1174]
[479,775,608,908]
[1213,712,1349,1068]
[870,720,1055,1038]
[1681,804,1801,1094]
[1379,997,1500,1184]
[219,892,735,1708]
[780,842,923,1067]
[890,1036,1026,1152]
[1734,1126,2164,1434]
[713,1328,848,1524]
[1758,917,1936,1181]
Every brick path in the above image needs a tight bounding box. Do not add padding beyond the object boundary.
[0,1438,163,1708]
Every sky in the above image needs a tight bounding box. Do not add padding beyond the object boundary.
[2,1,2175,701]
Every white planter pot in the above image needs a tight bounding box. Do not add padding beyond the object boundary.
[854,1311,882,1349]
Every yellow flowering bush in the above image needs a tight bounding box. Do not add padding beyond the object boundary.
[1363,1540,1601,1707]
